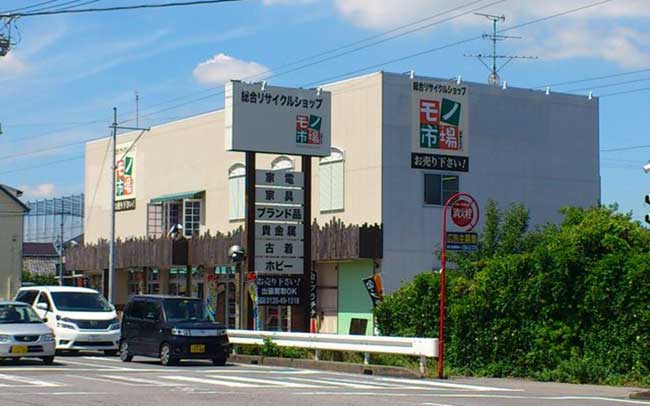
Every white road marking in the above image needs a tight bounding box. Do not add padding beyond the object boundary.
[373,377,522,392]
[99,374,186,387]
[66,374,152,387]
[82,356,123,363]
[205,369,318,375]
[0,392,108,397]
[57,359,128,370]
[0,373,60,387]
[287,376,402,389]
[160,375,259,388]
[207,375,318,388]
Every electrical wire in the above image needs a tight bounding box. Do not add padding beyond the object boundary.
[0,0,619,162]
[599,85,650,98]
[565,76,650,93]
[0,155,84,175]
[0,0,244,17]
[535,67,650,89]
[1,0,66,13]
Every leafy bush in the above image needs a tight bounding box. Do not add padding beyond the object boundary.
[375,204,650,386]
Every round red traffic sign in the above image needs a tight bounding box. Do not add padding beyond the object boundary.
[450,196,479,231]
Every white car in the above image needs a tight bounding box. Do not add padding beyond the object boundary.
[15,287,120,355]
[0,301,56,364]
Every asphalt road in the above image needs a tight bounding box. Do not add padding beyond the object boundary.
[0,353,646,406]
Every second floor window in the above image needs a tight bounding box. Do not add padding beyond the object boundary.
[319,147,345,213]
[229,164,245,221]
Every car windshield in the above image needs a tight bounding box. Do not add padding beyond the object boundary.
[50,292,112,312]
[162,299,214,322]
[0,304,43,324]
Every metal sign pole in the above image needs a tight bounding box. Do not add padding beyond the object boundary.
[302,156,312,332]
[244,152,256,330]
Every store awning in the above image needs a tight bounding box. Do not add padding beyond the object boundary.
[150,190,204,204]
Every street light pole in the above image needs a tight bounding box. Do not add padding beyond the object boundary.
[109,108,117,304]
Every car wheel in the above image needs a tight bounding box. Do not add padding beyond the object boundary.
[159,343,177,366]
[212,358,227,366]
[104,350,119,356]
[119,341,133,362]
[41,356,54,365]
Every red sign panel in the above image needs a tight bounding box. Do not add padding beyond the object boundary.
[449,196,479,231]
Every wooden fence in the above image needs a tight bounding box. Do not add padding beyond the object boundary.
[66,220,382,271]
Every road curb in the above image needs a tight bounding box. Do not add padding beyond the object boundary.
[229,354,423,379]
[630,391,650,400]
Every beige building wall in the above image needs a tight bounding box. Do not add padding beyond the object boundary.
[0,191,25,300]
[84,73,384,244]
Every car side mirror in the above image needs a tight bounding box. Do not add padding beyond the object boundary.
[36,303,48,311]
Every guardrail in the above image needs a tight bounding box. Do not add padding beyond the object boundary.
[226,329,438,373]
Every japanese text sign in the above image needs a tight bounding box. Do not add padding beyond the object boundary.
[254,258,303,275]
[445,232,479,252]
[257,275,302,305]
[412,80,469,159]
[255,239,304,259]
[255,205,304,222]
[255,188,304,205]
[115,143,136,203]
[255,222,304,240]
[255,170,304,188]
[225,81,331,157]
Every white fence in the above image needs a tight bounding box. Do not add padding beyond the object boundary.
[226,330,438,373]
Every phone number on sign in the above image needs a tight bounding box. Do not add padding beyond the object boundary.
[412,81,467,96]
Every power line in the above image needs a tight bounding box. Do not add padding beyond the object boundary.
[602,144,650,153]
[118,0,502,124]
[536,67,650,89]
[0,155,84,175]
[599,85,650,98]
[1,0,65,13]
[1,0,616,161]
[0,0,243,17]
[565,76,650,93]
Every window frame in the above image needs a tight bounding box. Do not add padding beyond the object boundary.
[319,147,345,214]
[422,172,460,207]
[182,198,202,238]
[228,163,246,222]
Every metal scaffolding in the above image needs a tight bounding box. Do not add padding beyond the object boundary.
[23,194,84,244]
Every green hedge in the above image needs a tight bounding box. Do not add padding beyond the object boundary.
[375,204,650,386]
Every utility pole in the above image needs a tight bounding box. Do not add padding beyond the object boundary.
[58,198,64,286]
[465,13,537,86]
[135,91,140,128]
[107,108,149,304]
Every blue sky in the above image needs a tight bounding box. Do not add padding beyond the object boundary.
[0,0,649,222]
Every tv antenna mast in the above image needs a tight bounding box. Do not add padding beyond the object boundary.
[465,13,537,86]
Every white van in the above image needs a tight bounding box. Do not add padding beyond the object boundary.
[14,286,120,355]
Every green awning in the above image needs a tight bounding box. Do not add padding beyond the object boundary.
[150,190,204,204]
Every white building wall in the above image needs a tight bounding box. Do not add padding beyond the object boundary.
[0,191,25,300]
[380,72,600,292]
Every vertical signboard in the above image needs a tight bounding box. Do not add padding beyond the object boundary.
[254,169,306,305]
[411,80,470,172]
[115,143,136,211]
[225,81,332,157]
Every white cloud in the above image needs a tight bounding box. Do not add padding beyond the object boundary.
[330,0,650,68]
[0,53,28,78]
[192,53,270,85]
[527,26,650,68]
[333,0,650,30]
[20,183,58,199]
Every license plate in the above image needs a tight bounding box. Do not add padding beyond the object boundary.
[190,344,205,353]
[10,346,28,355]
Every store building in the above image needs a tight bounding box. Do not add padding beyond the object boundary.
[0,185,29,300]
[71,71,599,333]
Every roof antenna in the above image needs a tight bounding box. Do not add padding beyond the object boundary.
[464,14,537,86]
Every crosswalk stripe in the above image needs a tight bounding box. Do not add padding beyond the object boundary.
[287,377,387,389]
[66,374,150,387]
[0,373,60,387]
[160,376,258,388]
[373,377,521,392]
[98,375,184,386]
[206,375,318,388]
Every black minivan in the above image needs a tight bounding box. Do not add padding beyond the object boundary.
[119,295,230,366]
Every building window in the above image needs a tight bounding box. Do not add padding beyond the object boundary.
[271,156,294,171]
[424,174,459,205]
[319,147,344,213]
[146,269,160,294]
[164,202,181,232]
[147,204,163,239]
[128,270,145,296]
[229,163,246,221]
[183,199,202,238]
